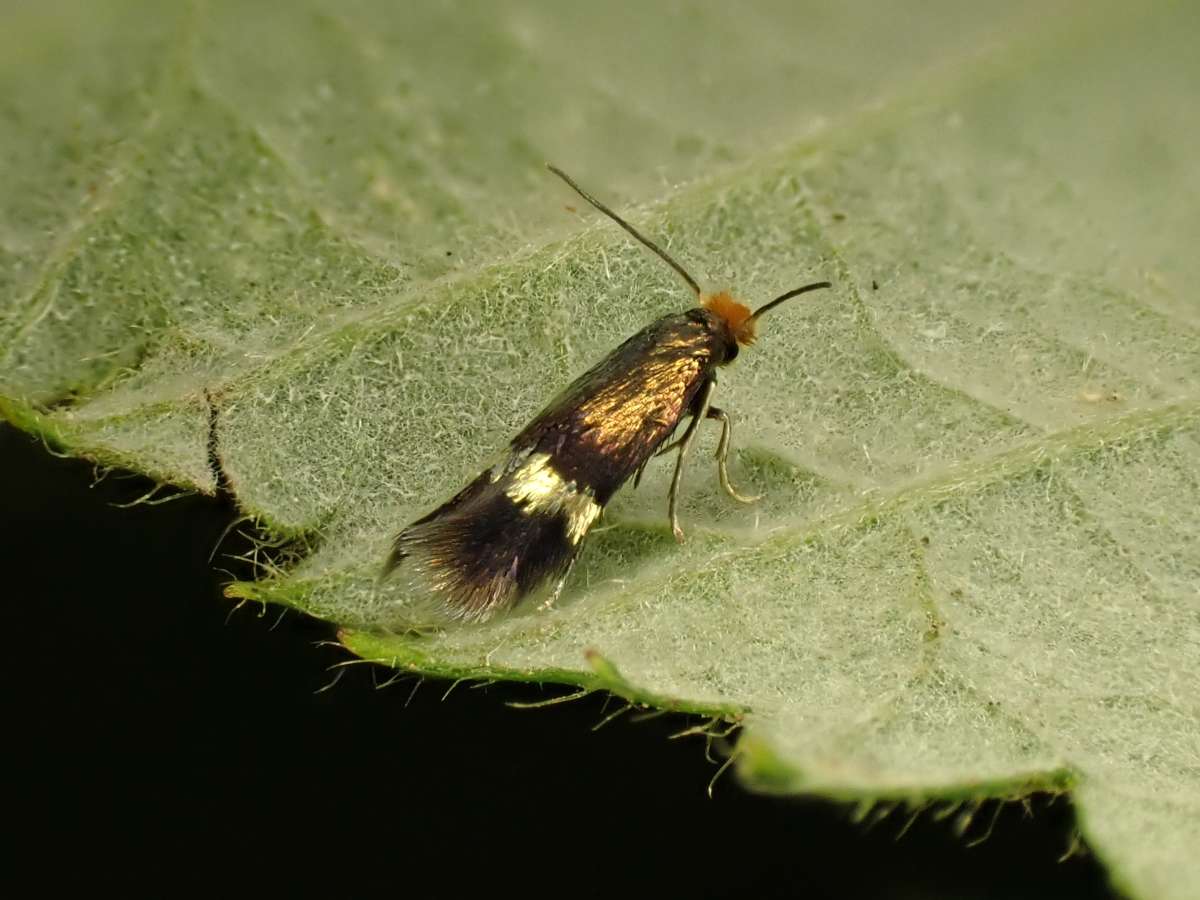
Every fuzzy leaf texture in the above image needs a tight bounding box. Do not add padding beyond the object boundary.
[2,3,1197,897]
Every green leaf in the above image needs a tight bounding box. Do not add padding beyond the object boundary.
[3,3,1197,896]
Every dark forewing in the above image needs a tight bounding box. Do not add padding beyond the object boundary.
[383,308,730,623]
[513,309,729,502]
[384,450,603,622]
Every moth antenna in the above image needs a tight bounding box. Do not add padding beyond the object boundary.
[546,163,701,296]
[746,280,832,324]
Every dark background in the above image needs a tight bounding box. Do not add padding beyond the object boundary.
[2,422,1119,898]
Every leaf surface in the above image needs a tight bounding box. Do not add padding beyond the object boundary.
[3,3,1198,896]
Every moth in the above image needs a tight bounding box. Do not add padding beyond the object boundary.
[383,165,830,623]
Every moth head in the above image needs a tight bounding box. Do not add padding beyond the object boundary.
[702,281,833,349]
[701,291,758,346]
[542,166,832,346]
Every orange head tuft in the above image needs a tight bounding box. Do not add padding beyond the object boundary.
[702,291,758,345]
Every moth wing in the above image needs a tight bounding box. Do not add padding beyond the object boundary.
[383,453,601,624]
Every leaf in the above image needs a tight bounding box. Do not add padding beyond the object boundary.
[3,3,1198,896]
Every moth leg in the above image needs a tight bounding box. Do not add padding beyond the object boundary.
[668,379,715,542]
[706,406,762,504]
[653,415,685,458]
[539,556,577,612]
[655,436,683,457]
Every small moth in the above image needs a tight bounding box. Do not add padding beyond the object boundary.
[383,165,830,623]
